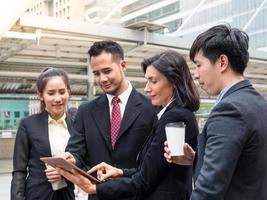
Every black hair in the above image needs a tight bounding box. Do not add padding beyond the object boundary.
[88,40,124,61]
[36,67,71,111]
[190,24,249,74]
[142,50,200,112]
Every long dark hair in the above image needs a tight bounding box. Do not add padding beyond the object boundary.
[36,67,71,112]
[141,50,200,112]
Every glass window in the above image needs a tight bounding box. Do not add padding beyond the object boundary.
[14,111,20,118]
[149,9,161,20]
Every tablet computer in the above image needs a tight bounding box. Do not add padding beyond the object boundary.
[40,157,101,184]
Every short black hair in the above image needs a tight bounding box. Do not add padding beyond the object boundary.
[142,50,200,112]
[190,24,249,75]
[88,40,124,61]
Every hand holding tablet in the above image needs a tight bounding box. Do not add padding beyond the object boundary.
[41,157,101,184]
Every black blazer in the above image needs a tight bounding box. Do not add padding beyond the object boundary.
[11,111,75,200]
[193,80,267,200]
[66,88,155,200]
[96,101,199,200]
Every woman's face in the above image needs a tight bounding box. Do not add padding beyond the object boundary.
[38,76,70,120]
[144,65,174,107]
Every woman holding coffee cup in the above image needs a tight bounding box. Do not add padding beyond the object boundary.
[58,50,199,200]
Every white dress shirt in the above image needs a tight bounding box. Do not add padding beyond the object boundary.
[106,81,133,120]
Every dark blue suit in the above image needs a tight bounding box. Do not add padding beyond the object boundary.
[193,80,267,200]
[96,101,199,200]
[66,88,155,200]
[11,111,75,200]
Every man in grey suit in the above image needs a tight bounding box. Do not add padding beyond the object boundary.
[66,40,155,200]
[164,24,267,200]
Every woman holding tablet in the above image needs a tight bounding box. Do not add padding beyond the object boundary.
[11,68,75,200]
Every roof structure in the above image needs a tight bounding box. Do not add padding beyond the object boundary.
[0,14,267,99]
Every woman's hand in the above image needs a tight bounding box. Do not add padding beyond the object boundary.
[57,168,96,194]
[45,152,76,183]
[88,162,123,181]
[45,164,62,183]
[164,141,195,165]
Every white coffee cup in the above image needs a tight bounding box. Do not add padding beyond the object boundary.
[165,122,186,156]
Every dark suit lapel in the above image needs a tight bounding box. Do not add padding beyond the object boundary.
[136,102,178,164]
[39,111,52,156]
[65,116,74,136]
[118,89,141,140]
[136,115,158,164]
[222,80,251,100]
[91,96,112,151]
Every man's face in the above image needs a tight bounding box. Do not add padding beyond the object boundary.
[194,50,223,96]
[91,52,126,96]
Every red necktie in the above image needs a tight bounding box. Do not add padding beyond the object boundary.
[111,96,121,148]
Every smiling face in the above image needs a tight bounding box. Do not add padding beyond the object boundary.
[91,52,128,96]
[144,65,174,107]
[38,76,70,120]
[194,50,223,96]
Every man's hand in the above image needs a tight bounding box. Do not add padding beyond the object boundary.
[88,162,123,181]
[164,141,195,165]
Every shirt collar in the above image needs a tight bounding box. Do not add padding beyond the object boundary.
[106,80,133,106]
[48,113,67,128]
[157,99,175,120]
[216,81,242,104]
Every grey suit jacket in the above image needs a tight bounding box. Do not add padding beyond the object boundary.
[11,111,75,200]
[192,80,267,200]
[66,88,155,200]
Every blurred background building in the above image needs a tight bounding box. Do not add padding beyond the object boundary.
[121,0,267,50]
[1,0,267,153]
[26,0,267,50]
[29,0,122,25]
[1,2,267,198]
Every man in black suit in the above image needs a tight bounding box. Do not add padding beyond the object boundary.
[165,24,267,200]
[66,40,155,200]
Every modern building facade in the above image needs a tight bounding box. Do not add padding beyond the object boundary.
[29,0,84,21]
[53,0,84,20]
[28,0,121,25]
[84,0,122,25]
[28,0,53,16]
[0,95,29,131]
[121,0,267,50]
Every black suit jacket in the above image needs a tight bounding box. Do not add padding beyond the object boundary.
[11,111,75,200]
[66,88,155,200]
[96,101,199,200]
[192,80,267,200]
